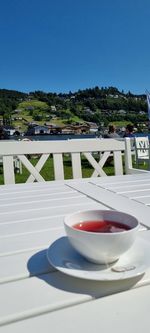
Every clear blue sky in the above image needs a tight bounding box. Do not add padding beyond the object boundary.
[0,0,150,95]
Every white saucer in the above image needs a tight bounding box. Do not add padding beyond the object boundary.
[47,236,150,281]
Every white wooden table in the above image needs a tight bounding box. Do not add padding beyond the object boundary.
[1,173,150,332]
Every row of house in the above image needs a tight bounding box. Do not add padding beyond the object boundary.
[0,114,99,137]
[25,122,99,136]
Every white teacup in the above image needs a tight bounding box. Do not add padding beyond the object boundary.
[64,210,139,264]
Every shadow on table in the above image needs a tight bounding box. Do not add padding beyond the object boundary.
[27,237,145,298]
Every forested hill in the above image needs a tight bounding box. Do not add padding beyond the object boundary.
[0,86,148,127]
[0,86,147,111]
[0,89,28,113]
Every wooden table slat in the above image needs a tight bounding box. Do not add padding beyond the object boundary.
[1,174,150,330]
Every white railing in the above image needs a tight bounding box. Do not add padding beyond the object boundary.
[0,138,149,184]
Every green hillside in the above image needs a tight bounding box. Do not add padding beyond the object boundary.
[0,87,148,133]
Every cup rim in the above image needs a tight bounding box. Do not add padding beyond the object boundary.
[64,209,139,235]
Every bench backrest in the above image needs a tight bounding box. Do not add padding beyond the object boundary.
[134,136,149,159]
[0,138,128,184]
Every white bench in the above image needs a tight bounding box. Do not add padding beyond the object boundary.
[0,138,148,184]
[134,136,150,169]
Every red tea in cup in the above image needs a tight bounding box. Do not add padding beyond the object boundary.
[73,220,131,233]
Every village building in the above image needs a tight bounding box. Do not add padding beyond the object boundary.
[3,126,16,136]
[26,125,50,135]
[86,122,99,133]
